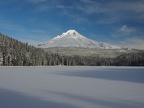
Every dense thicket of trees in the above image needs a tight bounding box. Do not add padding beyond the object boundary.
[0,33,144,66]
[114,52,144,66]
[0,33,47,66]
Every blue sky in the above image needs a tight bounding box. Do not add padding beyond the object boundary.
[0,0,144,49]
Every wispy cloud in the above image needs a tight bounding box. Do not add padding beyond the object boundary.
[15,0,144,24]
[111,24,144,49]
[59,0,144,24]
[76,0,144,24]
[112,0,144,13]
[112,25,137,38]
[73,0,103,14]
[60,10,91,24]
[2,0,144,23]
[118,37,144,50]
[78,0,144,14]
[118,25,136,34]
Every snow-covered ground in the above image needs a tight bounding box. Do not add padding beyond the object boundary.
[0,66,144,108]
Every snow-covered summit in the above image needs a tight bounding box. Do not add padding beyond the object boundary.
[38,30,121,49]
[64,30,78,35]
[53,30,85,40]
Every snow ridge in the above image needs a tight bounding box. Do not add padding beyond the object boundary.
[38,30,121,49]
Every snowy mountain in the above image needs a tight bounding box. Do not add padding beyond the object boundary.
[38,30,121,49]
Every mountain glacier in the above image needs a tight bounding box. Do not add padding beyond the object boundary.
[38,30,121,49]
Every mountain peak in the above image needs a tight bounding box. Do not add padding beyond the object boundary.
[67,30,77,33]
[62,30,79,36]
[38,30,121,49]
[65,30,78,35]
[53,29,83,40]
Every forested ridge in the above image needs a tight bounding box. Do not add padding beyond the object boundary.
[0,33,144,66]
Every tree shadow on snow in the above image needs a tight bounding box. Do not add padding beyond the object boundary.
[0,88,78,108]
[44,90,144,108]
[52,68,144,83]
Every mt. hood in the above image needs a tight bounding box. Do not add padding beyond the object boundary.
[38,30,121,49]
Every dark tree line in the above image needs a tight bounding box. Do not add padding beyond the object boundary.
[114,52,144,66]
[0,33,144,66]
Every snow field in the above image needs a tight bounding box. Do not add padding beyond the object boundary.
[0,66,144,108]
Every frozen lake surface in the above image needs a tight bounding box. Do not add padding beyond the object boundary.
[0,66,144,108]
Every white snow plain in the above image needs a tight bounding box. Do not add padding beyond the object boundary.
[0,66,144,108]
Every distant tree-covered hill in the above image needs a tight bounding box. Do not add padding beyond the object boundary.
[0,33,144,66]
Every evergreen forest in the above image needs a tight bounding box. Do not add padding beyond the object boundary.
[0,33,144,66]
